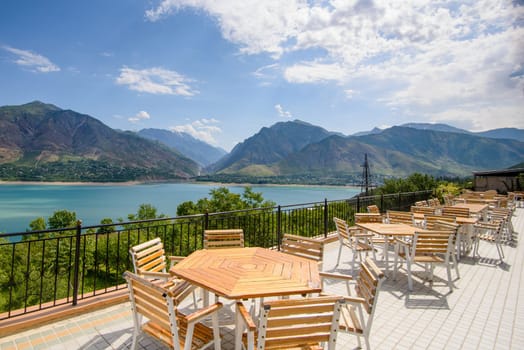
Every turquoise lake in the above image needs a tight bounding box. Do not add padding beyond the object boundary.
[0,183,360,234]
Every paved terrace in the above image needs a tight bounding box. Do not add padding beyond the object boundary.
[1,208,523,350]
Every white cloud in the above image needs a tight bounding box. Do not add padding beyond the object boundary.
[128,110,151,124]
[146,0,524,130]
[170,118,222,145]
[2,45,60,73]
[115,66,197,96]
[275,104,292,118]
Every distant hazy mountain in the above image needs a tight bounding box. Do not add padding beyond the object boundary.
[400,123,469,134]
[0,101,199,181]
[212,121,524,178]
[138,128,227,167]
[352,127,384,136]
[209,120,335,174]
[475,128,524,141]
[354,123,523,142]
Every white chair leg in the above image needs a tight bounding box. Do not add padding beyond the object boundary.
[336,245,343,266]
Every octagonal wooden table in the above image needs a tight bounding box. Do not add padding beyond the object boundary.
[170,247,321,301]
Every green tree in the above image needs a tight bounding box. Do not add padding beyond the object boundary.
[176,187,276,215]
[29,217,46,231]
[47,210,77,229]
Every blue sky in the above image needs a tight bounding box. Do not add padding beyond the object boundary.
[1,0,523,151]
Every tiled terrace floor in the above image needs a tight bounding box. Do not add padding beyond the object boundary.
[1,208,523,350]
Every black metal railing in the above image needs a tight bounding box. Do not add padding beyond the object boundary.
[0,190,431,320]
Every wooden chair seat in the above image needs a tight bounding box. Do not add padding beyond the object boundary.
[340,304,364,334]
[142,314,215,350]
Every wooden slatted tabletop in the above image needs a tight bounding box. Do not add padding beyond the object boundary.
[452,203,489,214]
[170,247,321,300]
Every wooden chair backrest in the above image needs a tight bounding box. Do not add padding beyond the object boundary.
[410,206,436,215]
[424,214,455,229]
[129,237,167,276]
[333,217,350,241]
[427,198,442,207]
[204,229,244,249]
[442,206,470,218]
[356,257,385,314]
[258,296,344,350]
[355,213,383,223]
[386,210,414,225]
[367,205,380,214]
[412,230,454,257]
[281,234,324,265]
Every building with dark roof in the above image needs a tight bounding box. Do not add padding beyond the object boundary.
[473,168,524,193]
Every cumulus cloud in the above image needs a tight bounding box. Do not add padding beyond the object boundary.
[128,110,151,124]
[170,118,222,145]
[275,104,292,118]
[116,66,197,96]
[2,45,60,73]
[146,0,524,129]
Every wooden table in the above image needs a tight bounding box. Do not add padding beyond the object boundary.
[452,203,489,215]
[356,223,421,274]
[170,247,321,301]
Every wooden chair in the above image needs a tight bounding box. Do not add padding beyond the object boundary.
[431,221,460,279]
[320,257,385,350]
[355,213,389,260]
[281,233,324,270]
[386,210,414,225]
[235,295,345,350]
[333,217,375,274]
[415,200,428,207]
[427,198,442,207]
[129,238,197,306]
[204,229,245,249]
[473,220,504,262]
[367,204,380,214]
[124,271,222,350]
[393,230,456,292]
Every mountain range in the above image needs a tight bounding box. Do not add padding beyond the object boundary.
[0,101,199,181]
[0,101,523,183]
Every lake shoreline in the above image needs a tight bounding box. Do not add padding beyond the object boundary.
[0,180,361,189]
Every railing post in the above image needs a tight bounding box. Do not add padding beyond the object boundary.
[380,194,384,213]
[277,206,282,250]
[398,192,402,210]
[324,198,328,237]
[357,196,361,213]
[72,220,82,306]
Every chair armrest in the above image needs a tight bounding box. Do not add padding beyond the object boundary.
[184,302,223,324]
[319,272,354,282]
[344,296,367,306]
[140,271,170,281]
[353,233,374,238]
[394,238,410,247]
[167,255,186,268]
[236,302,257,331]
